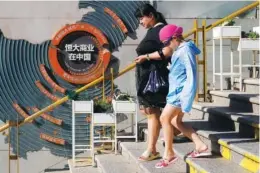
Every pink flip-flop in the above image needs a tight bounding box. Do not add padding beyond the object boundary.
[155,156,178,168]
[187,148,211,158]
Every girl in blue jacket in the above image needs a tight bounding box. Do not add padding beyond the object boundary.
[135,24,210,169]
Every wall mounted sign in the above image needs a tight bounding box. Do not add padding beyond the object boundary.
[49,23,111,84]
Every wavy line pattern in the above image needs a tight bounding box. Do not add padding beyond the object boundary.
[0,1,145,157]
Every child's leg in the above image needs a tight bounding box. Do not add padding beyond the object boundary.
[159,104,180,159]
[161,127,181,141]
[171,112,207,152]
[173,127,181,136]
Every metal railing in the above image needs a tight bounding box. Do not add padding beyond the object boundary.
[184,1,259,101]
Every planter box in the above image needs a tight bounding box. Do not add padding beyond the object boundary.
[93,113,115,124]
[238,39,260,51]
[73,101,93,113]
[253,26,260,35]
[213,26,241,39]
[231,39,239,51]
[112,100,136,113]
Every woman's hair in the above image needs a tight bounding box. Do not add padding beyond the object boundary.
[135,3,167,25]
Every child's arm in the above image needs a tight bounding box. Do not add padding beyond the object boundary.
[180,48,197,113]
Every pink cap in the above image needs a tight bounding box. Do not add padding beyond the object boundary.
[159,24,183,41]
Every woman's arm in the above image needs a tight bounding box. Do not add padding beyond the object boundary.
[135,46,173,64]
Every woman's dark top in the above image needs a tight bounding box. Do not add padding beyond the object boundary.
[135,24,169,108]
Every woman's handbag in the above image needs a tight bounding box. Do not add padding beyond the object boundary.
[136,61,169,107]
[142,69,168,94]
[142,63,169,96]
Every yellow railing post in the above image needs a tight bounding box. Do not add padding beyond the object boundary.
[8,121,10,173]
[110,68,114,96]
[7,120,19,173]
[16,115,19,173]
[193,19,199,102]
[202,19,207,102]
[16,120,19,173]
[102,65,105,101]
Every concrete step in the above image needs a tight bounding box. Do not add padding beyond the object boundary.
[192,102,259,138]
[95,154,139,173]
[45,171,70,173]
[120,142,187,173]
[43,160,70,173]
[143,118,259,172]
[121,141,251,173]
[209,90,259,114]
[218,137,259,173]
[193,126,259,173]
[173,142,252,173]
[234,78,260,94]
[68,159,99,173]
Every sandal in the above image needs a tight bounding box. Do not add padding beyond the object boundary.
[187,148,211,158]
[155,156,178,168]
[138,150,161,161]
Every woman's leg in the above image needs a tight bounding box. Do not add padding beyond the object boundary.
[171,112,207,152]
[159,104,179,159]
[144,107,161,153]
[138,106,161,160]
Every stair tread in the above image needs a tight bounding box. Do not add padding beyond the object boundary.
[45,171,70,173]
[234,78,260,85]
[182,118,259,161]
[210,90,259,104]
[193,102,260,128]
[196,129,251,141]
[173,142,251,173]
[143,119,259,162]
[219,139,260,162]
[121,141,251,173]
[195,128,259,161]
[96,154,138,173]
[120,142,186,173]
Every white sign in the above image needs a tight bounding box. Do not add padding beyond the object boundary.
[65,44,94,61]
[65,44,94,52]
[68,53,91,61]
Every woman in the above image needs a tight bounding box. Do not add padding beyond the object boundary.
[135,24,210,168]
[134,4,169,161]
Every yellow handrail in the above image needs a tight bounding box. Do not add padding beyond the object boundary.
[183,28,196,39]
[183,1,259,36]
[0,1,258,132]
[205,1,259,32]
